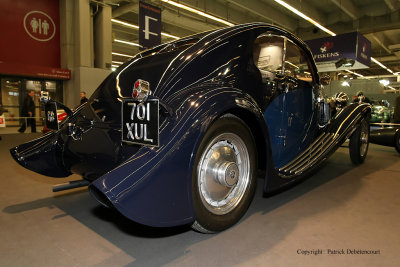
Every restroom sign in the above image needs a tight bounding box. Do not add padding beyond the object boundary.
[24,11,56,42]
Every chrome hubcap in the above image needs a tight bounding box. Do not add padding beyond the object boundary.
[197,133,250,215]
[216,161,239,187]
[360,121,369,157]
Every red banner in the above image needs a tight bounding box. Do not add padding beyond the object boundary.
[0,62,71,80]
[0,0,70,79]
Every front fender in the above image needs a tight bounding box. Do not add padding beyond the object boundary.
[90,87,264,227]
[328,103,371,138]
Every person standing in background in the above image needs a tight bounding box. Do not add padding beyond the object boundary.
[80,91,88,105]
[18,90,36,133]
[353,91,371,104]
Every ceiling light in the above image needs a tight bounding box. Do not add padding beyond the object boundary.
[345,70,366,78]
[379,79,390,86]
[274,0,336,36]
[112,52,134,58]
[115,39,141,47]
[341,81,350,87]
[161,0,234,26]
[112,18,180,39]
[161,32,180,39]
[371,57,393,74]
[112,19,139,29]
[112,61,123,65]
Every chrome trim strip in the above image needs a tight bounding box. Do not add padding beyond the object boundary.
[292,135,336,174]
[290,133,334,172]
[279,132,330,172]
[278,105,370,179]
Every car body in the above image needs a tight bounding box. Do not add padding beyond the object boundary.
[370,104,392,123]
[10,23,371,233]
[370,126,400,153]
[328,92,349,118]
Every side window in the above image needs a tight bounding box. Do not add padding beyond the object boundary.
[253,34,284,81]
[285,40,314,83]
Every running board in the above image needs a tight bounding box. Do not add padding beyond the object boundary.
[278,132,337,178]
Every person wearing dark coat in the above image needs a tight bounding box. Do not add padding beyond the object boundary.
[18,90,36,133]
[80,91,88,105]
[353,91,371,104]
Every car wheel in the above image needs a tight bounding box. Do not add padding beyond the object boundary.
[191,115,257,233]
[349,118,369,164]
[394,130,400,154]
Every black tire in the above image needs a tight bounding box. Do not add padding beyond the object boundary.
[349,118,369,164]
[191,115,257,233]
[394,130,400,154]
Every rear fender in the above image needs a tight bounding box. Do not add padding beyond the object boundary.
[10,131,71,177]
[90,87,266,227]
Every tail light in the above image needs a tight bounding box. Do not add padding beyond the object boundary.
[132,79,151,102]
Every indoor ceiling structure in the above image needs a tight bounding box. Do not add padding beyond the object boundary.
[102,0,400,90]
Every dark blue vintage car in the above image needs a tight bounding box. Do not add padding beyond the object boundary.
[11,23,371,233]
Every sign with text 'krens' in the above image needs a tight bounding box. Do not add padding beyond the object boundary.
[139,1,161,50]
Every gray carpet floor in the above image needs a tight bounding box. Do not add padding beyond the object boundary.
[1,133,399,266]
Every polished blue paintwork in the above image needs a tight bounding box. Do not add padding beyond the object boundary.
[92,88,262,226]
[11,23,370,227]
[265,86,317,167]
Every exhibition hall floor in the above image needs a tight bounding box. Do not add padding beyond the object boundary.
[1,133,399,266]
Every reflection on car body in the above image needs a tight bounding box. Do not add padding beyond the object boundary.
[11,23,370,233]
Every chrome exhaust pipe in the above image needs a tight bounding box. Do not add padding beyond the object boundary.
[52,180,90,192]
